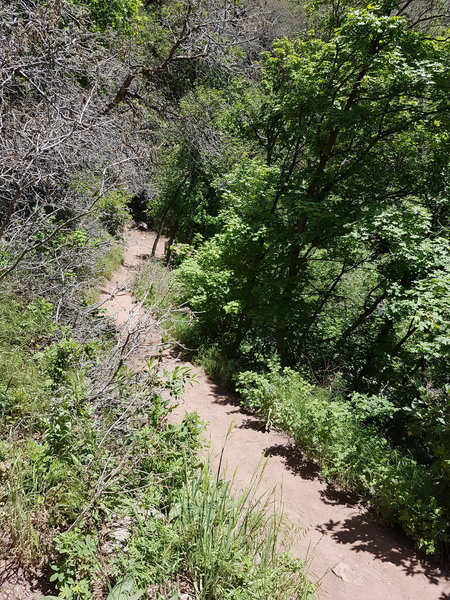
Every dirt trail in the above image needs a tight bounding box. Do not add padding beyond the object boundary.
[102,228,450,600]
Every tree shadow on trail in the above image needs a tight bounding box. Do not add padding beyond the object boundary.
[318,481,358,508]
[263,441,450,584]
[239,416,269,432]
[263,442,323,481]
[316,513,450,585]
[262,442,356,509]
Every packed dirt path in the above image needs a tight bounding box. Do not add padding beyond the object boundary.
[102,228,450,600]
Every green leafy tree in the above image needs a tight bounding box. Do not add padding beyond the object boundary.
[182,6,450,362]
[72,0,143,31]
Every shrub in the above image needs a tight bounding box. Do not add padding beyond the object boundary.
[96,191,132,237]
[237,365,449,555]
[197,345,239,388]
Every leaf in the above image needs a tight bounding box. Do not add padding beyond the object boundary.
[107,575,144,600]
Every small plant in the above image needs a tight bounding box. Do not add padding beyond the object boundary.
[36,337,84,387]
[50,531,100,600]
[96,191,132,237]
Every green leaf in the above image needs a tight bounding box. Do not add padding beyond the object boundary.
[107,575,144,600]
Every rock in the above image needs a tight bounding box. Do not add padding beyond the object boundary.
[137,221,148,231]
[109,527,130,542]
[332,562,364,585]
[100,541,115,555]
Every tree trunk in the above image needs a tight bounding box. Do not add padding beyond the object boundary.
[151,205,171,257]
[165,220,179,263]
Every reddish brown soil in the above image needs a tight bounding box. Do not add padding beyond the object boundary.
[14,226,444,600]
[0,562,45,600]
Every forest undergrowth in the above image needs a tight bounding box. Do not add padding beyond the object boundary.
[135,250,450,557]
[0,259,314,600]
[1,0,450,596]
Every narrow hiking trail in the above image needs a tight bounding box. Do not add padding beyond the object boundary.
[101,228,450,600]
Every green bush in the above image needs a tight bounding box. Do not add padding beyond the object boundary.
[237,365,449,555]
[113,466,315,600]
[84,238,124,304]
[96,191,132,237]
[49,531,100,600]
[197,346,239,388]
[72,0,143,33]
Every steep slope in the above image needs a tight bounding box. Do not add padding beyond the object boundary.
[102,228,450,600]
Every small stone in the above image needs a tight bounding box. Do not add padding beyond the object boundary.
[100,541,115,555]
[109,527,130,542]
[332,562,364,585]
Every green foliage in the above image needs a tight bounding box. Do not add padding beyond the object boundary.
[95,243,125,280]
[180,9,450,364]
[115,466,315,599]
[84,238,124,304]
[147,86,244,258]
[0,294,54,430]
[96,191,132,237]
[0,294,54,348]
[36,337,85,387]
[72,0,143,32]
[237,365,449,554]
[133,257,199,355]
[134,258,183,314]
[106,575,143,600]
[173,5,450,555]
[197,346,239,388]
[50,531,100,600]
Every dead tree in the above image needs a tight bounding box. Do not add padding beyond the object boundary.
[0,1,150,313]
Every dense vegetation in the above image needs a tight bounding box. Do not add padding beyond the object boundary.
[1,0,449,597]
[0,0,316,598]
[143,0,450,555]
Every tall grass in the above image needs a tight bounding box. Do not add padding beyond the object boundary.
[133,258,195,349]
[133,258,183,314]
[96,242,124,280]
[84,240,124,304]
[124,465,315,600]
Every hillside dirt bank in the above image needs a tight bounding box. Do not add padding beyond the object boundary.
[100,227,450,600]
